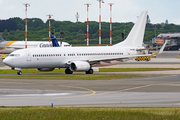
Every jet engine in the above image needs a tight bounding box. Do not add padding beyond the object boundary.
[36,68,55,72]
[70,61,90,71]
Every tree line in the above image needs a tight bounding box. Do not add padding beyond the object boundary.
[1,17,180,45]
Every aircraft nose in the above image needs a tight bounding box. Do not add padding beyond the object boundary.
[3,58,11,66]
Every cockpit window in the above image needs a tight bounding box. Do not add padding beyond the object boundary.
[9,54,20,57]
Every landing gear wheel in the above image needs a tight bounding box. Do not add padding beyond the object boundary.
[65,68,73,74]
[17,71,22,75]
[86,69,93,74]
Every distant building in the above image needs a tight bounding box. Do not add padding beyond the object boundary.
[152,33,180,50]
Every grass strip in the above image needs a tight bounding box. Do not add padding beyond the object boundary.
[99,68,180,72]
[0,68,179,74]
[0,75,147,80]
[0,69,65,74]
[0,107,179,120]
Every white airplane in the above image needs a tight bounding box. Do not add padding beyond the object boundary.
[0,35,71,53]
[3,11,166,75]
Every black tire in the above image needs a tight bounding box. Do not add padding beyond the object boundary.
[69,70,73,74]
[65,68,69,74]
[17,71,22,75]
[85,71,90,74]
[65,68,73,74]
[86,69,93,74]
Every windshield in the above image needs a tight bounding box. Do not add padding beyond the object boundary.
[9,54,20,57]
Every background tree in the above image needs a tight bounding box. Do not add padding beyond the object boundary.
[1,17,180,45]
[146,15,151,24]
[165,19,168,25]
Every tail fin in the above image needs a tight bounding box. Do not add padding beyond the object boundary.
[0,35,5,42]
[114,11,148,47]
[51,36,60,47]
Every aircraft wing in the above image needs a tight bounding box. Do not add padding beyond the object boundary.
[88,54,151,64]
[89,41,167,64]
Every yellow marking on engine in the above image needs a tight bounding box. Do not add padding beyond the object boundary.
[2,41,17,50]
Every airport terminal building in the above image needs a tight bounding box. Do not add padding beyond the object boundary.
[152,33,180,50]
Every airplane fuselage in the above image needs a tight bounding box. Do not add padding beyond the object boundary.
[0,41,70,53]
[4,46,141,69]
[3,11,150,75]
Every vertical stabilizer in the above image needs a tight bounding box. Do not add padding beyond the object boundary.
[114,11,148,47]
[0,35,5,42]
[51,36,60,47]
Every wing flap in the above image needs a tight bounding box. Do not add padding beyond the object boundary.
[88,54,151,63]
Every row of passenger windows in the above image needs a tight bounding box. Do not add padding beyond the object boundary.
[76,53,123,56]
[33,54,61,57]
[32,53,123,57]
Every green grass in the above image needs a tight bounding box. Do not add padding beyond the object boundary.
[0,75,147,80]
[0,68,179,74]
[0,107,179,120]
[0,69,65,74]
[99,68,180,72]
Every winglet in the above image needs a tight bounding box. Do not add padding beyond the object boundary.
[157,40,168,54]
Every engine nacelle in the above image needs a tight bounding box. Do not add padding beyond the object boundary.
[70,61,90,71]
[36,68,55,72]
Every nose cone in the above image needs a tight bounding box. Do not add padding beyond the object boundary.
[3,58,12,67]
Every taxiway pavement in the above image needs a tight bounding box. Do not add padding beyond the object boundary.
[0,51,180,107]
[0,74,180,107]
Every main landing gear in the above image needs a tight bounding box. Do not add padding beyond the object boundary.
[17,71,22,75]
[65,68,73,74]
[85,68,93,74]
[65,68,94,74]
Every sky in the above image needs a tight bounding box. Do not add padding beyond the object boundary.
[0,0,180,24]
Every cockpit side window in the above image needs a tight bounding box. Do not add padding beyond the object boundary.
[9,54,20,57]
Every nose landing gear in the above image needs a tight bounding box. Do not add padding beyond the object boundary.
[17,71,22,75]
